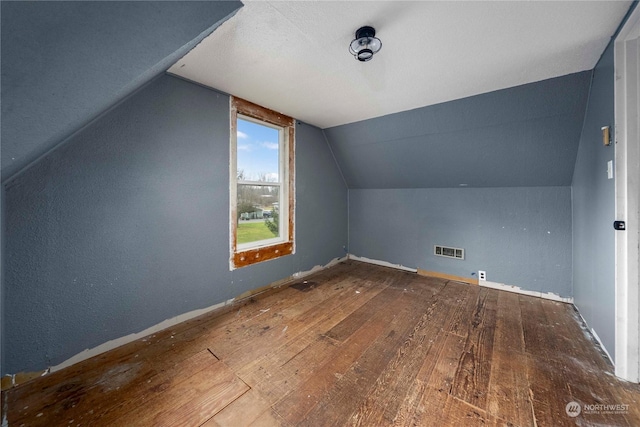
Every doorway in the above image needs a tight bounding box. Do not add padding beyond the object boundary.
[614,4,640,383]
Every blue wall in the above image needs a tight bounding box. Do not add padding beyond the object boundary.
[2,0,633,378]
[325,72,590,189]
[1,186,4,377]
[349,187,572,296]
[572,1,638,363]
[1,1,242,182]
[323,73,587,299]
[572,34,620,361]
[2,75,347,374]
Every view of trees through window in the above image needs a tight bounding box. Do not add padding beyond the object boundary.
[236,117,282,245]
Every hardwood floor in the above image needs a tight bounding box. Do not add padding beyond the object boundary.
[3,260,640,426]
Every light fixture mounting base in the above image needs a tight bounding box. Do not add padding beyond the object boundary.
[355,26,376,39]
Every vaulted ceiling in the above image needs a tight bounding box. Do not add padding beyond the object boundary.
[2,1,633,188]
[167,0,629,189]
[169,0,630,129]
[1,1,242,182]
[325,71,591,188]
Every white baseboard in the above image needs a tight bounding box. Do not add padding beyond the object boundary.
[348,255,572,304]
[347,254,418,273]
[292,256,347,279]
[479,279,573,303]
[46,256,347,375]
[590,327,614,366]
[574,309,614,366]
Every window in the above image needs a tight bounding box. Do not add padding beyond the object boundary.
[230,97,295,269]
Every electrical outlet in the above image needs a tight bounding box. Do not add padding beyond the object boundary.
[478,270,487,281]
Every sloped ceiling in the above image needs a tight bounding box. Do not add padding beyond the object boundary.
[324,71,592,188]
[1,1,242,182]
[2,1,631,189]
[169,1,630,129]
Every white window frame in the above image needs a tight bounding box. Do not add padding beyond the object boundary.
[230,97,295,269]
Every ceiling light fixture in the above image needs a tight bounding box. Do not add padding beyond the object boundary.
[349,26,382,62]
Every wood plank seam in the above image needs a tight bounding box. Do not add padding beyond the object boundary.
[4,262,640,426]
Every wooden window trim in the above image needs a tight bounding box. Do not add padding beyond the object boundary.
[230,97,295,269]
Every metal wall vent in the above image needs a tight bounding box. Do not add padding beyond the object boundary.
[434,245,464,260]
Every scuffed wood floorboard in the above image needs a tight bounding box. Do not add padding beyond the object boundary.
[4,260,640,426]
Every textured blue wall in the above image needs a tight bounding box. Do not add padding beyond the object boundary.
[572,0,638,363]
[572,36,619,361]
[324,73,585,300]
[1,1,242,182]
[324,72,590,189]
[3,75,347,374]
[349,187,572,296]
[1,186,4,376]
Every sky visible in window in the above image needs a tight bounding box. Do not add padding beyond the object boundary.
[237,118,279,182]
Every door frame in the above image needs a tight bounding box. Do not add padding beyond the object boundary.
[614,4,640,383]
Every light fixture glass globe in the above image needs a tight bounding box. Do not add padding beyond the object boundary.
[366,38,382,54]
[349,26,382,61]
[357,49,374,62]
[349,39,365,55]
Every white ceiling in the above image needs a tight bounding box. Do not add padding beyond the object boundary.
[168,1,631,129]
